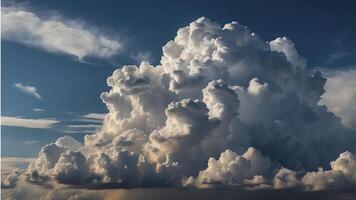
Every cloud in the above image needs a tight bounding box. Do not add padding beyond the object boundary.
[1,116,59,129]
[63,124,102,134]
[24,17,355,191]
[273,168,299,189]
[1,157,35,175]
[269,37,306,69]
[183,147,272,188]
[302,151,356,191]
[1,6,122,60]
[319,69,356,130]
[14,83,42,100]
[67,124,102,129]
[24,140,40,145]
[33,108,45,112]
[1,157,35,189]
[1,171,21,188]
[81,113,106,121]
[185,150,356,191]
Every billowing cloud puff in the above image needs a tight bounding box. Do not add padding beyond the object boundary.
[273,168,299,189]
[25,17,355,191]
[185,150,356,191]
[55,135,83,152]
[269,37,307,69]
[319,69,356,130]
[183,147,272,188]
[302,151,356,191]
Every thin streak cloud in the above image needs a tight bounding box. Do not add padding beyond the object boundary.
[81,113,106,120]
[1,116,59,129]
[33,108,45,112]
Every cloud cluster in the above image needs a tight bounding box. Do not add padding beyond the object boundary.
[302,151,356,191]
[183,147,272,188]
[184,148,356,191]
[24,17,355,191]
[2,6,121,60]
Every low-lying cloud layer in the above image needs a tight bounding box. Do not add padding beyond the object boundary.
[9,17,355,191]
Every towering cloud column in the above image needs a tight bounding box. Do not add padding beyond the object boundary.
[26,17,355,190]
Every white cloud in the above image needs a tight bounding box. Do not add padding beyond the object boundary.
[55,135,83,151]
[273,168,299,189]
[2,6,122,60]
[269,36,306,69]
[33,108,45,112]
[24,17,355,191]
[67,124,102,129]
[75,114,106,125]
[1,116,59,129]
[302,151,356,191]
[63,124,102,134]
[14,83,42,100]
[184,148,272,188]
[81,113,106,120]
[319,69,356,130]
[23,140,40,145]
[61,130,97,134]
[185,150,356,191]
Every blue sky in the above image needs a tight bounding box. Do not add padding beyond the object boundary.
[1,0,355,157]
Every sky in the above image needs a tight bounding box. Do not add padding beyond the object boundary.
[2,0,355,157]
[1,0,356,199]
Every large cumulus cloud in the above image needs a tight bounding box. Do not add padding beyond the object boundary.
[24,17,355,191]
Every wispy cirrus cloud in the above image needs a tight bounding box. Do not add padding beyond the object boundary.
[14,83,42,100]
[1,5,122,60]
[1,116,59,129]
